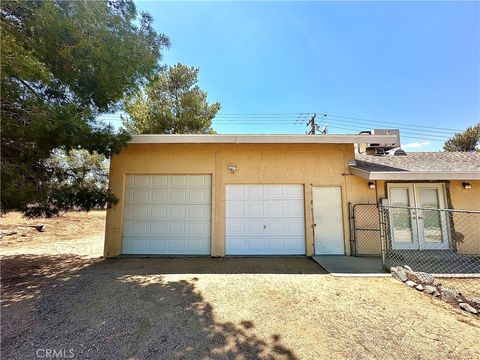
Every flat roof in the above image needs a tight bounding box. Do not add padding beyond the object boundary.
[129,134,398,144]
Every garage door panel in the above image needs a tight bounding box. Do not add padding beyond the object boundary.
[226,184,305,255]
[226,185,244,200]
[284,220,305,235]
[168,222,185,236]
[187,222,210,236]
[127,175,149,188]
[245,185,263,199]
[151,205,167,218]
[283,201,304,217]
[126,238,148,253]
[246,237,266,252]
[125,189,150,205]
[169,205,186,219]
[170,190,187,204]
[225,237,245,254]
[284,237,305,252]
[122,174,211,255]
[150,222,168,236]
[226,220,245,236]
[264,219,285,234]
[189,175,211,188]
[124,205,149,220]
[167,238,185,252]
[151,189,168,204]
[170,175,188,187]
[151,176,168,187]
[283,185,304,199]
[226,201,244,217]
[189,205,211,219]
[189,189,211,204]
[264,201,283,217]
[264,185,283,198]
[148,239,166,252]
[246,220,265,235]
[266,237,284,251]
[125,222,148,237]
[187,239,210,253]
[246,201,264,217]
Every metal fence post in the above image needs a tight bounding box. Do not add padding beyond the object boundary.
[378,199,388,271]
[348,202,356,256]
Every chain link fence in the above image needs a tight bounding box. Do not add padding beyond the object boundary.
[349,202,381,256]
[379,204,480,296]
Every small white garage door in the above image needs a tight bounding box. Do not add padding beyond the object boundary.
[226,184,305,255]
[122,175,211,255]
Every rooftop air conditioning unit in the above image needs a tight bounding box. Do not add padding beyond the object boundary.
[358,129,401,155]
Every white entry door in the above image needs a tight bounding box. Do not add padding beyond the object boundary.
[225,184,305,255]
[122,174,211,255]
[387,183,449,250]
[312,187,345,255]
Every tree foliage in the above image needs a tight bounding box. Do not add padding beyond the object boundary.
[123,63,220,134]
[26,150,114,217]
[443,123,480,152]
[1,0,169,214]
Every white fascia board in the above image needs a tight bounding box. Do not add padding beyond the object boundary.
[350,167,480,181]
[129,134,398,144]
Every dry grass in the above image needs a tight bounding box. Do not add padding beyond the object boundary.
[0,211,105,257]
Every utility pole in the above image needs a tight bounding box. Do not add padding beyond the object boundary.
[307,113,317,135]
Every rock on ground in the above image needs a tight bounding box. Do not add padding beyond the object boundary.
[459,303,479,315]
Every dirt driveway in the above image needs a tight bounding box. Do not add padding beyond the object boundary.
[1,212,479,359]
[1,256,479,360]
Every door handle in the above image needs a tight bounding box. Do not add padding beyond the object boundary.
[264,225,267,229]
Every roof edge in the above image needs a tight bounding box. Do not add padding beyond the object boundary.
[129,134,398,144]
[350,166,480,181]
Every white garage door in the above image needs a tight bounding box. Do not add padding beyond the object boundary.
[122,175,211,255]
[226,184,305,255]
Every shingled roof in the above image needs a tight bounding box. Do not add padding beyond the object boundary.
[350,152,480,180]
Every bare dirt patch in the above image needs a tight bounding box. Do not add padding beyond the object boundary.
[0,211,105,257]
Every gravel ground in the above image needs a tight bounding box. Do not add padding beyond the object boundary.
[1,212,479,359]
[1,256,479,360]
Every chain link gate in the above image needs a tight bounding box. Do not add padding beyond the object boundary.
[349,202,382,256]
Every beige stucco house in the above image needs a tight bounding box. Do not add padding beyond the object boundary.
[104,134,480,258]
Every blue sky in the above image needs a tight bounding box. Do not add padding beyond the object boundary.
[103,1,479,151]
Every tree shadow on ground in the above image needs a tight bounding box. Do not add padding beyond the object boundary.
[1,255,299,359]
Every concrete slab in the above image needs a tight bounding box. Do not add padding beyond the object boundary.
[312,256,389,277]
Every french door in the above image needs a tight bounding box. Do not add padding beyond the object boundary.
[387,183,449,250]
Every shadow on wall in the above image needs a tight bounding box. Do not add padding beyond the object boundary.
[1,255,298,359]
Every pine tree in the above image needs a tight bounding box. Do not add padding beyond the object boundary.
[443,124,480,152]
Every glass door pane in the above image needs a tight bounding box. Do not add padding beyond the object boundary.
[388,186,418,249]
[416,186,449,249]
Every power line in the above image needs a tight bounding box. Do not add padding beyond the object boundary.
[213,118,455,138]
[212,121,450,141]
[98,112,465,133]
[214,117,457,135]
[214,112,463,132]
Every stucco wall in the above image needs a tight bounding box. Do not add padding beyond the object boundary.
[105,143,360,257]
[449,180,480,254]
